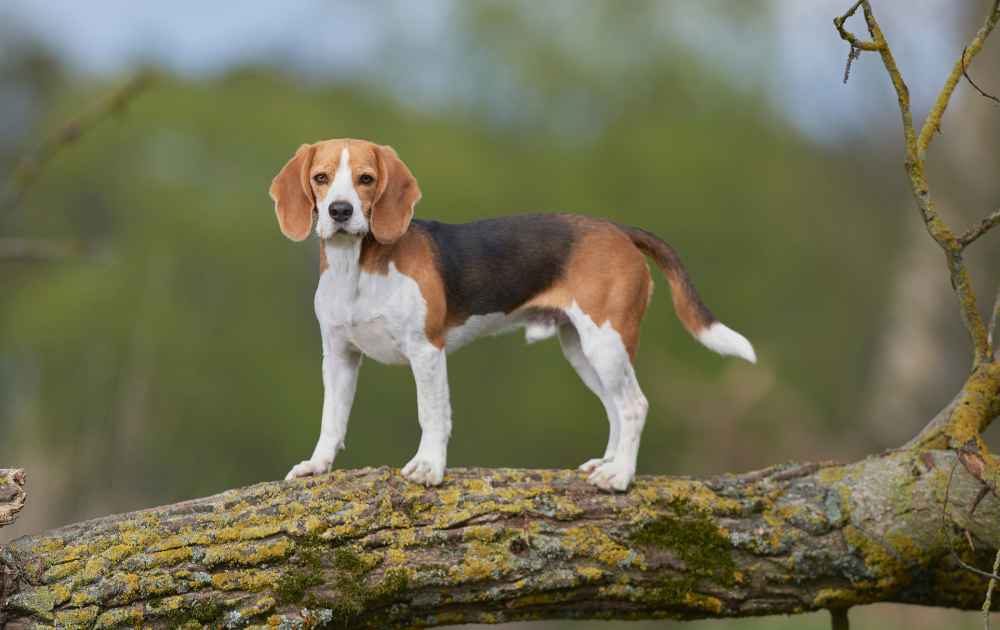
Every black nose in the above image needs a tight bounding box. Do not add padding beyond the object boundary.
[329,201,353,223]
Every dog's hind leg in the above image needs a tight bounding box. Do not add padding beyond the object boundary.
[558,324,621,473]
[563,304,648,492]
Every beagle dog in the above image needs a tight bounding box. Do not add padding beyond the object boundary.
[270,138,755,491]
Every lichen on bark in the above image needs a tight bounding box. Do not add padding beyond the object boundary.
[1,455,998,629]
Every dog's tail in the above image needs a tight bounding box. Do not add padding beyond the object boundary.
[619,224,756,363]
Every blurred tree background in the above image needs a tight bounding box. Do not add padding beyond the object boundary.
[1,1,998,628]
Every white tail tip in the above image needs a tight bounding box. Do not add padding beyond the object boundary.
[697,322,757,364]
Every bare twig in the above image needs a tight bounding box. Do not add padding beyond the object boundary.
[943,461,1000,582]
[832,1,882,52]
[987,549,1000,629]
[0,238,80,262]
[1,71,155,214]
[842,46,861,84]
[960,209,1000,249]
[961,46,1000,105]
[917,1,1000,158]
[990,284,1000,361]
[835,0,999,366]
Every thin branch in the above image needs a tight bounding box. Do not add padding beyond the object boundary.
[987,549,1000,629]
[961,46,1000,105]
[990,284,1000,361]
[835,0,996,365]
[0,238,80,262]
[943,461,1000,582]
[960,209,1000,249]
[918,2,1000,158]
[842,46,861,84]
[1,71,155,214]
[857,2,917,156]
[832,1,882,52]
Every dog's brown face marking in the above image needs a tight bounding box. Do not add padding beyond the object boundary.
[309,140,381,219]
[272,138,420,246]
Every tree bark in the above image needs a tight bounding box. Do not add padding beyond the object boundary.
[0,470,26,529]
[1,452,997,629]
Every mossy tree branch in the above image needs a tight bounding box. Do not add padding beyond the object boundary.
[1,457,998,629]
[836,1,1000,468]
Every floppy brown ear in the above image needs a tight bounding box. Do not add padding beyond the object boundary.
[269,144,316,242]
[371,145,421,245]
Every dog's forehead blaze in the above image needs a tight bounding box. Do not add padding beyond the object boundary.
[311,140,377,175]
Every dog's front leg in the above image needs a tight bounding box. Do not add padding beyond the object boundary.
[285,344,362,480]
[401,344,452,486]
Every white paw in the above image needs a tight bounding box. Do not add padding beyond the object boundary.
[285,458,332,481]
[401,455,445,486]
[587,461,634,492]
[578,457,612,473]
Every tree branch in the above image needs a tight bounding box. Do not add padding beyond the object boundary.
[0,454,997,629]
[0,238,80,262]
[835,1,998,366]
[0,71,155,215]
[990,284,1000,361]
[959,209,1000,249]
[832,2,883,52]
[0,469,26,529]
[917,1,1000,158]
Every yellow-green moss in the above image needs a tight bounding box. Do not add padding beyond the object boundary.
[684,591,724,614]
[449,540,511,582]
[628,512,735,586]
[202,538,292,567]
[5,586,57,620]
[212,568,282,592]
[232,594,277,623]
[188,597,225,624]
[575,566,607,582]
[842,525,912,591]
[54,606,99,627]
[149,546,193,568]
[42,559,82,583]
[564,526,639,569]
[81,556,111,582]
[308,557,410,628]
[817,466,848,485]
[94,604,144,629]
[813,587,860,608]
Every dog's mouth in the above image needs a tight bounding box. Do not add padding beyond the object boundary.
[327,226,366,239]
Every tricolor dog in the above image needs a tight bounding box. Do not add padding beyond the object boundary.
[270,138,755,491]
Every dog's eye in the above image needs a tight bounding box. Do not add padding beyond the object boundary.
[358,173,374,185]
[313,173,329,185]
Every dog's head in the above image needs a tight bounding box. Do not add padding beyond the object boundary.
[269,139,421,244]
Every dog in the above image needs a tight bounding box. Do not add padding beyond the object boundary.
[270,138,755,491]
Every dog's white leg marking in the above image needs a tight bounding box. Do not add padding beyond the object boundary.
[565,303,648,492]
[401,343,452,486]
[558,324,621,473]
[286,342,362,480]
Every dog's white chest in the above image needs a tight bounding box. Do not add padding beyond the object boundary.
[314,241,426,365]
